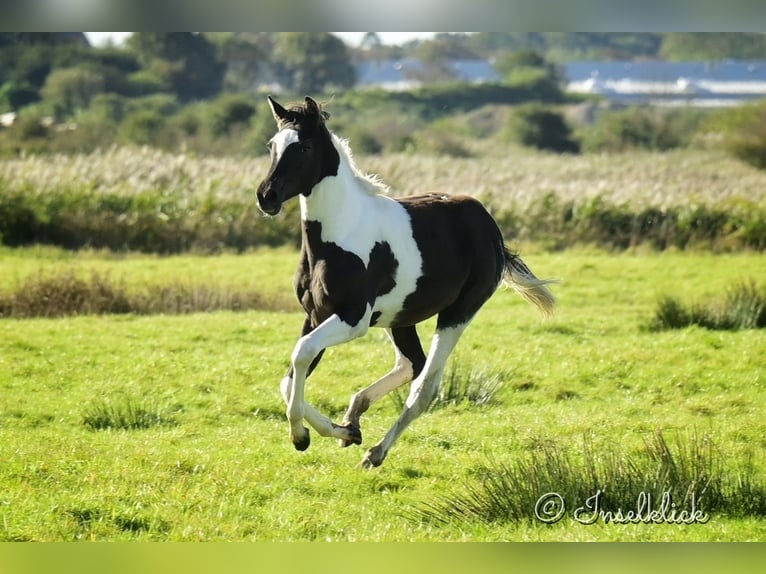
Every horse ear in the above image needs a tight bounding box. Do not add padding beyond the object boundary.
[304,96,329,122]
[304,96,320,116]
[267,95,289,124]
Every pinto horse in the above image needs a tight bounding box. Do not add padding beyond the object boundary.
[257,96,555,468]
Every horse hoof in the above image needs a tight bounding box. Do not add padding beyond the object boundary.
[360,447,386,469]
[292,428,311,451]
[337,423,362,447]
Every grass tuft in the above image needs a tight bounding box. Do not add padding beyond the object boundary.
[650,280,766,331]
[389,365,507,412]
[82,399,177,431]
[408,430,766,526]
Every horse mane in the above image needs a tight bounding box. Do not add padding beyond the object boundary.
[331,133,389,196]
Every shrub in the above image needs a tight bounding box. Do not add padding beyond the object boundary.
[208,94,257,137]
[10,112,49,140]
[85,93,127,124]
[506,103,580,153]
[582,106,705,153]
[0,81,40,110]
[714,100,766,170]
[410,125,473,158]
[39,66,105,118]
[119,109,169,147]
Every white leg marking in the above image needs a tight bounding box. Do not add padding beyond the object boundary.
[362,324,467,468]
[281,374,355,440]
[287,311,370,449]
[339,329,414,445]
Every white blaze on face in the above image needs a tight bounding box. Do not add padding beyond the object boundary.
[270,128,300,163]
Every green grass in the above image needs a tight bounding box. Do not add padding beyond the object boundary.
[1,247,765,541]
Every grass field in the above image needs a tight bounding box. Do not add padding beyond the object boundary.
[1,246,764,541]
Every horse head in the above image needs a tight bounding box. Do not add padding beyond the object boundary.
[256,96,339,216]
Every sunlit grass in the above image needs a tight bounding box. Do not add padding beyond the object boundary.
[0,248,764,541]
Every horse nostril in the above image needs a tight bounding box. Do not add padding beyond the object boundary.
[257,187,282,215]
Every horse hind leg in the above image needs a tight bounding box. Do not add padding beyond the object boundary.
[361,322,467,469]
[338,326,426,447]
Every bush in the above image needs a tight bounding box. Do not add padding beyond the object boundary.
[208,94,257,137]
[713,100,766,169]
[10,112,49,140]
[506,103,580,153]
[85,93,127,124]
[582,106,705,153]
[0,81,40,110]
[410,124,473,157]
[40,66,105,118]
[119,109,168,146]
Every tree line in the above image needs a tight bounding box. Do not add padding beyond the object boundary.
[2,32,766,165]
[3,32,766,116]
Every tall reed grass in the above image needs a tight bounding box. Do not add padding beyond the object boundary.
[2,147,766,252]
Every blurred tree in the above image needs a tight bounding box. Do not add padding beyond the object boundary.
[407,35,476,84]
[41,67,105,118]
[494,50,564,85]
[360,33,382,51]
[126,33,225,101]
[0,81,40,110]
[272,33,355,94]
[208,33,270,93]
[660,33,766,60]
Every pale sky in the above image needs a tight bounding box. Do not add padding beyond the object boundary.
[85,32,436,47]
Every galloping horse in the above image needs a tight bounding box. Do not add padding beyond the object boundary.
[257,96,555,468]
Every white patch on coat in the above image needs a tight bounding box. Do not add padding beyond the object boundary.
[270,128,300,162]
[300,133,423,328]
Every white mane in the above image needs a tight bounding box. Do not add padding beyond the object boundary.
[331,132,390,196]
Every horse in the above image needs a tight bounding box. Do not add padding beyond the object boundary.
[256,95,556,468]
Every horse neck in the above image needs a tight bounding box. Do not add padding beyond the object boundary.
[300,135,370,230]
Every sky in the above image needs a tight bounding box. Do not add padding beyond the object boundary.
[85,32,436,47]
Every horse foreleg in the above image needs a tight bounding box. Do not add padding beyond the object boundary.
[280,374,362,445]
[286,312,370,451]
[361,324,466,468]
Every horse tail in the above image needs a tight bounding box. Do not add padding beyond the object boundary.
[502,247,557,318]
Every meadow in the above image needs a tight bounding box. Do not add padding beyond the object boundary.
[2,135,766,541]
[1,245,765,541]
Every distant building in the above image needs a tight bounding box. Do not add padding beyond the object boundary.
[354,58,766,106]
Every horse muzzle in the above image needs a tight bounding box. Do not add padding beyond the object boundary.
[256,183,283,216]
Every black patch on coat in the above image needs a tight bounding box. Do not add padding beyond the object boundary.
[295,220,399,329]
[391,194,506,330]
[390,325,427,378]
